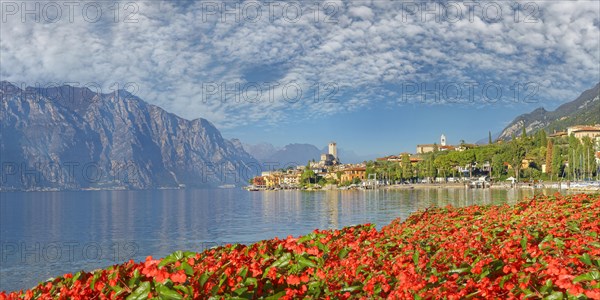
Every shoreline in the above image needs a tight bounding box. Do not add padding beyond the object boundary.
[382,182,600,192]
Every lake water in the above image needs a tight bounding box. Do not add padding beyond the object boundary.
[0,187,560,291]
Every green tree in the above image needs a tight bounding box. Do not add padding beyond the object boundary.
[318,177,327,186]
[488,131,493,144]
[567,135,581,180]
[551,143,562,178]
[435,154,453,179]
[507,139,527,181]
[521,126,527,139]
[491,154,506,178]
[300,163,315,185]
[539,130,547,148]
[365,161,376,178]
[401,153,413,181]
[459,150,476,178]
[545,139,553,177]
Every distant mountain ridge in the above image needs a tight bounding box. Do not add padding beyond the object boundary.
[242,142,374,167]
[243,143,321,168]
[0,82,256,190]
[497,82,600,140]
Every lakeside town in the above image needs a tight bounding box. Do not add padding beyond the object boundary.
[247,125,600,192]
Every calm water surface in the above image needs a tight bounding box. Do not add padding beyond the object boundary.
[0,188,560,291]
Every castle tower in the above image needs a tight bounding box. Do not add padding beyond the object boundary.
[441,134,446,146]
[328,142,337,160]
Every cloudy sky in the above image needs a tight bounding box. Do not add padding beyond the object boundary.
[1,0,599,156]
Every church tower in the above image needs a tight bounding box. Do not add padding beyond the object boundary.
[441,134,446,146]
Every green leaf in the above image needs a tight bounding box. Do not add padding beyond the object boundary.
[413,251,419,266]
[234,287,248,296]
[72,271,82,283]
[449,267,470,274]
[159,251,184,268]
[270,252,292,268]
[173,285,192,296]
[126,281,151,300]
[499,274,512,289]
[539,234,554,249]
[338,247,351,259]
[298,233,316,244]
[573,271,600,283]
[540,279,553,294]
[567,222,580,233]
[478,269,491,280]
[111,285,125,296]
[264,291,286,300]
[544,291,563,300]
[315,240,329,252]
[156,284,183,300]
[244,277,257,287]
[180,262,193,276]
[128,269,141,288]
[90,272,101,290]
[198,273,210,287]
[182,251,196,258]
[298,256,317,269]
[341,285,362,292]
[553,238,565,249]
[307,281,322,294]
[238,266,248,278]
[579,253,592,266]
[521,236,527,250]
[464,291,481,299]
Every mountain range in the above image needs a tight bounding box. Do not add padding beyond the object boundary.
[242,142,374,167]
[497,82,600,140]
[2,80,597,190]
[0,82,257,190]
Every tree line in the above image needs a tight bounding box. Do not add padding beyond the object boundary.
[365,129,598,183]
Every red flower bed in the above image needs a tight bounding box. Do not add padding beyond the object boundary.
[2,193,599,299]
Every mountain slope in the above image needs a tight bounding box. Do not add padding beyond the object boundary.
[498,82,600,140]
[0,82,256,190]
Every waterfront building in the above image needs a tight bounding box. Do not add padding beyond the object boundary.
[340,167,366,183]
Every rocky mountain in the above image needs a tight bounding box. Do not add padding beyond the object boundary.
[242,142,279,161]
[0,82,257,190]
[497,82,600,140]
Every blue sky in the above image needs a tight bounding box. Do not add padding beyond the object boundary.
[1,0,599,157]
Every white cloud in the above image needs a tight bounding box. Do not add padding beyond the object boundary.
[1,0,598,129]
[348,6,374,20]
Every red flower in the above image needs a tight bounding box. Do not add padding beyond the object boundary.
[307,247,319,256]
[286,275,300,285]
[170,270,187,284]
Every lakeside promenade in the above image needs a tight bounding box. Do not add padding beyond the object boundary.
[380,181,600,192]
